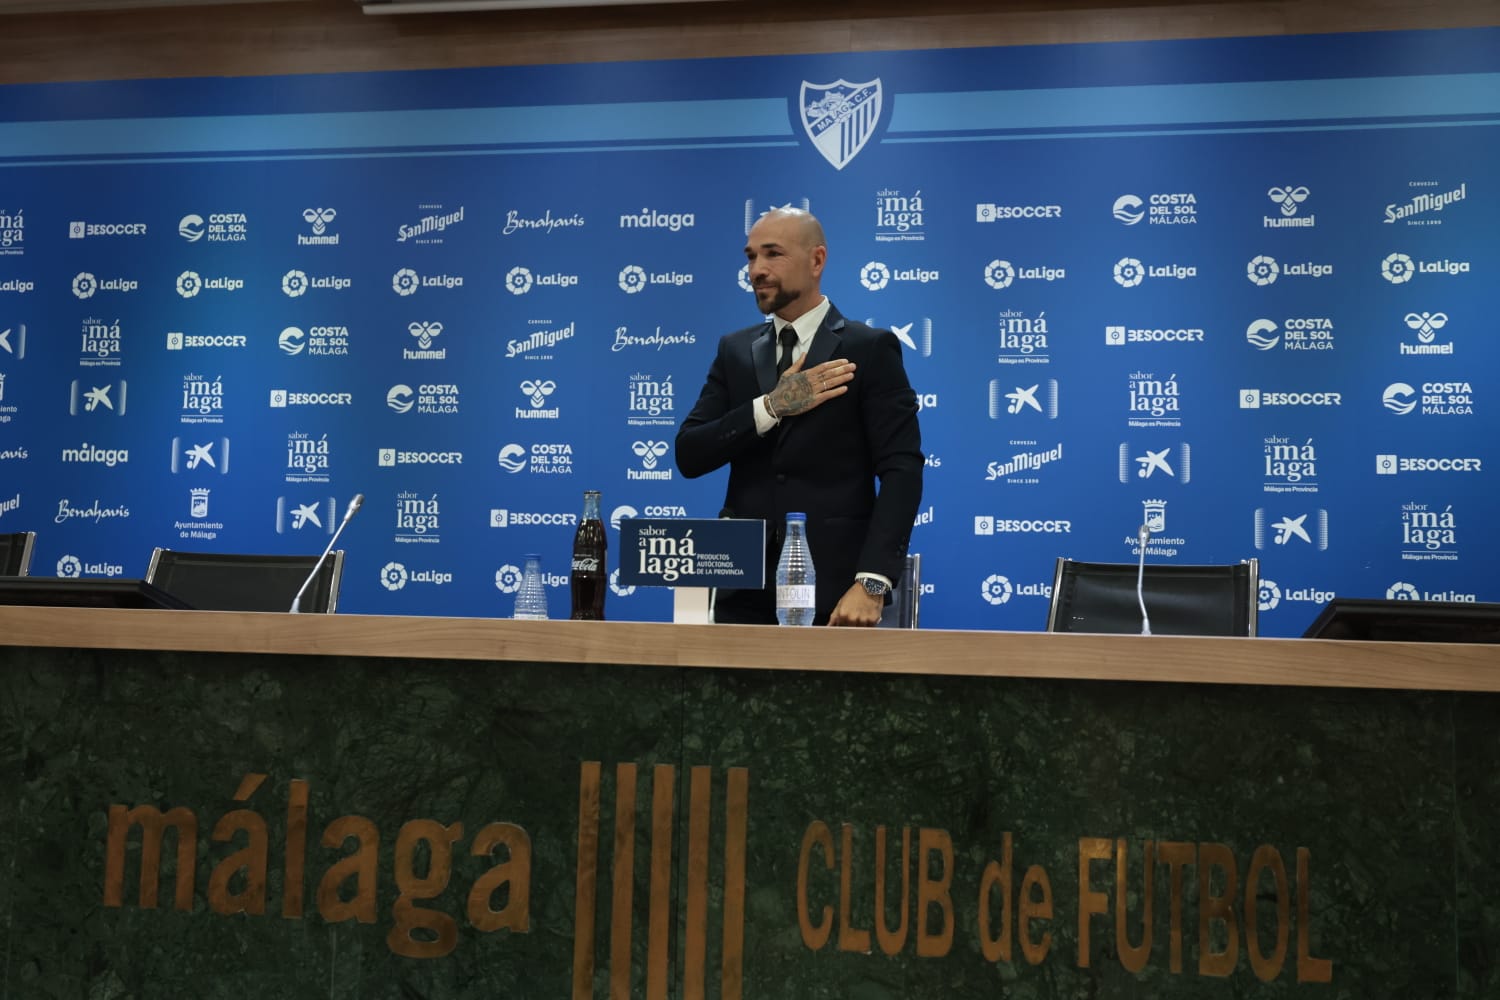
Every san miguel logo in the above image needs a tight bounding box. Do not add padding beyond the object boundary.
[800,78,882,170]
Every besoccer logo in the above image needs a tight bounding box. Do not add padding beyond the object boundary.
[494,564,522,594]
[1258,579,1281,612]
[392,268,419,296]
[57,555,83,578]
[983,260,1015,290]
[380,561,408,591]
[1381,253,1415,285]
[72,272,98,299]
[980,574,1013,606]
[860,261,890,291]
[505,267,533,295]
[1247,255,1279,286]
[176,271,202,298]
[281,269,309,298]
[1112,257,1144,288]
[618,265,647,294]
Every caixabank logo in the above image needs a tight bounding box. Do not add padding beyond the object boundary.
[1118,443,1190,483]
[987,380,1058,420]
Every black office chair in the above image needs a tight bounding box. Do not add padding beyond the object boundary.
[0,531,37,576]
[1046,557,1258,637]
[878,553,922,629]
[144,548,345,613]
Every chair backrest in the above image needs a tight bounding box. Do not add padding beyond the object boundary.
[0,531,36,576]
[144,548,345,613]
[1046,557,1258,637]
[878,553,922,629]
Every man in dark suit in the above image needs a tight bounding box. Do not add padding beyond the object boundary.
[676,208,924,626]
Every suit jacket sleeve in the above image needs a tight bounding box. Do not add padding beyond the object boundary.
[856,327,924,582]
[675,334,763,480]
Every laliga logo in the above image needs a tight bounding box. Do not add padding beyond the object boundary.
[387,384,414,413]
[392,268,419,297]
[1382,253,1415,285]
[303,207,336,234]
[618,265,647,294]
[380,561,409,591]
[1247,255,1280,286]
[281,270,309,298]
[494,564,522,594]
[1112,195,1144,225]
[859,262,890,291]
[1387,581,1421,601]
[737,265,753,293]
[632,440,669,469]
[980,574,1013,606]
[1267,186,1310,216]
[1112,258,1144,288]
[1383,382,1417,415]
[57,555,83,578]
[278,327,305,355]
[505,267,533,296]
[983,260,1015,290]
[176,270,202,298]
[1258,579,1281,612]
[610,569,636,598]
[410,321,442,349]
[520,380,556,408]
[1405,311,1448,342]
[72,272,98,299]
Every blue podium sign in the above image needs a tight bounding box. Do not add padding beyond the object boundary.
[617,518,766,588]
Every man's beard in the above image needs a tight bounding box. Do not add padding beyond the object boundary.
[756,283,797,315]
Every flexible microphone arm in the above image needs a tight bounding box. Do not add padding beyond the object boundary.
[290,493,363,613]
[1136,523,1152,636]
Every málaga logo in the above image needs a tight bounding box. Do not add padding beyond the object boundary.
[799,78,882,171]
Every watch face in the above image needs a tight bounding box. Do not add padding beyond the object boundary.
[862,578,888,596]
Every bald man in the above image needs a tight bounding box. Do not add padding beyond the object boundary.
[676,208,924,626]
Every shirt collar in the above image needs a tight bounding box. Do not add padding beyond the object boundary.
[770,295,831,350]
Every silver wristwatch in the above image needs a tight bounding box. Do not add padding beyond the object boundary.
[861,577,890,598]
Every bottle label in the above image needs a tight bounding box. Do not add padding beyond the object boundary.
[775,585,815,608]
[572,557,601,573]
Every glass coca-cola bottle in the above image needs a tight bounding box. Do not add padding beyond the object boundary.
[570,489,607,620]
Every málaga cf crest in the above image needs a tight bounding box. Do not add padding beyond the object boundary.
[800,78,883,170]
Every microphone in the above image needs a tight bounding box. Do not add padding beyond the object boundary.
[1136,523,1152,636]
[290,493,363,613]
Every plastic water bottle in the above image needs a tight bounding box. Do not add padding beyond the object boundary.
[775,512,816,626]
[513,554,549,620]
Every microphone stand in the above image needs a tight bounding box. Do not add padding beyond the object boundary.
[1136,524,1152,636]
[290,493,362,613]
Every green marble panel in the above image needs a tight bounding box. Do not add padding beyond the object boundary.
[0,643,1491,999]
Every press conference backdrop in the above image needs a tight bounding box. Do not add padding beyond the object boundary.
[0,29,1495,635]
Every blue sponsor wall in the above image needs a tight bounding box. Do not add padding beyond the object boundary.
[0,28,1495,634]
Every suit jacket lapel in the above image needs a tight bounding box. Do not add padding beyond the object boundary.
[752,322,778,396]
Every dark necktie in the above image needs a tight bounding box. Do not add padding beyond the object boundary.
[776,327,798,378]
